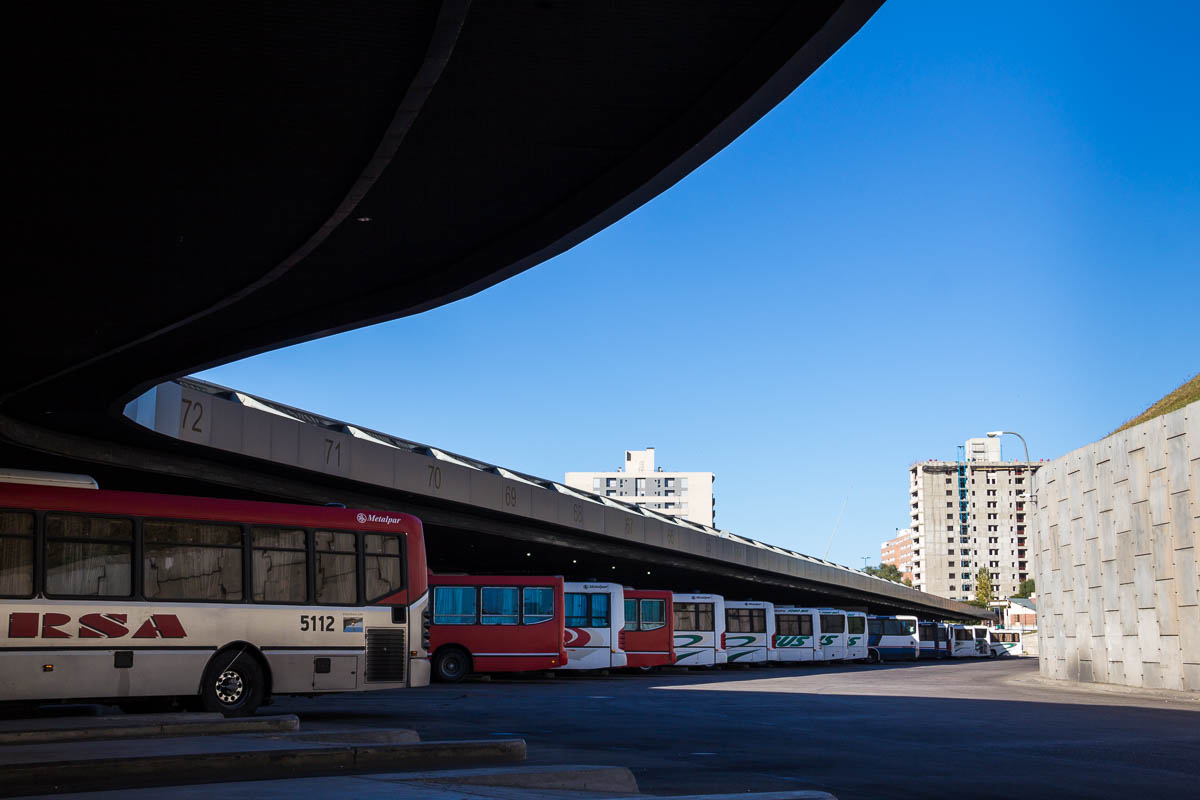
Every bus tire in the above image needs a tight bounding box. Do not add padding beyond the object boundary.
[865,649,881,664]
[433,647,471,683]
[200,649,265,717]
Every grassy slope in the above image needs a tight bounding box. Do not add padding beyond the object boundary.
[1113,373,1200,434]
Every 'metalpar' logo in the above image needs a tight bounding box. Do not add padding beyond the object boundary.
[358,513,403,525]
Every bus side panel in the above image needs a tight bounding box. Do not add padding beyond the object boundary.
[673,630,716,666]
[0,649,208,701]
[433,620,564,674]
[561,628,612,670]
[624,627,672,668]
[726,632,768,663]
[821,633,846,662]
[772,633,814,662]
[846,638,867,661]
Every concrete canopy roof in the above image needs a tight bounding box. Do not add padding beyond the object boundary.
[5,0,882,428]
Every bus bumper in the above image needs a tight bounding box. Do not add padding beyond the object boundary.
[409,657,431,688]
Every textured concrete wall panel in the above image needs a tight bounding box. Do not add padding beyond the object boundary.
[1035,400,1199,691]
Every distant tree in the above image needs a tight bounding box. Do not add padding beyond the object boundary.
[974,567,994,605]
[903,577,913,587]
[864,563,905,583]
[1013,578,1035,598]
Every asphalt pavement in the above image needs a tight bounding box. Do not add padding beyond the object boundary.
[262,658,1199,800]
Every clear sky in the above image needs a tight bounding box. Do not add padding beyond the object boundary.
[199,2,1199,570]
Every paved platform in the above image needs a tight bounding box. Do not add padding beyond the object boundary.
[0,714,520,796]
[260,658,1199,800]
[0,712,298,744]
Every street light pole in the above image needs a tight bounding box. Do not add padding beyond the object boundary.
[986,430,1034,505]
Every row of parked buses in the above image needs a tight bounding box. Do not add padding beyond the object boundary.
[425,575,1026,682]
[1,476,1024,715]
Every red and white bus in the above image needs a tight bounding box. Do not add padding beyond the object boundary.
[0,481,430,716]
[558,581,626,671]
[427,574,566,682]
[621,588,674,669]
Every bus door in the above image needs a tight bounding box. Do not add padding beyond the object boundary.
[973,627,989,656]
[560,582,626,670]
[818,611,847,661]
[846,613,868,660]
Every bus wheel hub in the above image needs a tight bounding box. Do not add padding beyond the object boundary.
[216,670,244,703]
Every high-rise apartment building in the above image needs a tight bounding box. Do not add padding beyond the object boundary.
[565,447,715,527]
[899,438,1039,602]
[881,529,914,583]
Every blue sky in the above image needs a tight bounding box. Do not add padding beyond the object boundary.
[199,2,1199,570]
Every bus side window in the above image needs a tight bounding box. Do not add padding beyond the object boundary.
[251,527,307,603]
[624,598,638,631]
[314,530,357,605]
[565,592,589,627]
[482,586,519,625]
[433,586,476,624]
[363,534,404,602]
[522,586,554,624]
[46,513,134,598]
[143,519,242,602]
[640,599,665,631]
[590,593,609,627]
[673,603,696,631]
[0,511,35,597]
[726,608,752,633]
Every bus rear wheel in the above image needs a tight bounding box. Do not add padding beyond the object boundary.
[433,647,471,683]
[200,651,265,716]
[865,649,881,664]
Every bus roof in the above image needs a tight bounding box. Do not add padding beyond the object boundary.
[0,483,421,533]
[431,574,564,586]
[0,469,98,489]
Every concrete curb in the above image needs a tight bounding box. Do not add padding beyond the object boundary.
[0,714,299,745]
[410,763,639,793]
[0,738,526,797]
[596,793,834,800]
[1018,675,1200,704]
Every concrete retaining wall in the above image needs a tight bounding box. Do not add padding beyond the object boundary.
[1034,400,1199,690]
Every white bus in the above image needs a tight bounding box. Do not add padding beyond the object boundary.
[672,593,726,666]
[1,481,431,716]
[816,608,849,661]
[865,615,919,662]
[558,582,627,671]
[723,601,774,664]
[984,628,1025,657]
[979,623,1027,657]
[971,626,993,656]
[948,624,980,657]
[917,621,950,659]
[846,611,868,661]
[772,606,817,662]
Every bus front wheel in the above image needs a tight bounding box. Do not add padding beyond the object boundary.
[200,650,265,716]
[865,649,881,664]
[433,647,471,683]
